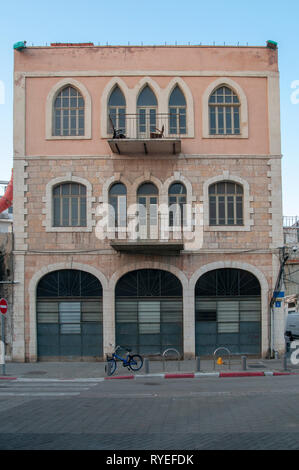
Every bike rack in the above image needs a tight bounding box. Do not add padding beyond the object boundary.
[213,347,231,370]
[162,348,181,371]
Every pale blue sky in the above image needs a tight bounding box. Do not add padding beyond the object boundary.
[0,0,298,215]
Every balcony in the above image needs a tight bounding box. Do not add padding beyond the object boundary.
[108,213,186,255]
[107,113,183,155]
[283,216,299,250]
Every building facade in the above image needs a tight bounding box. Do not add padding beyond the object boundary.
[12,43,284,362]
[283,217,299,313]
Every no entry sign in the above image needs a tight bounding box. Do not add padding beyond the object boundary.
[0,299,8,315]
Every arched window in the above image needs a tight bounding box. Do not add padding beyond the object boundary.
[137,183,158,238]
[169,86,186,135]
[195,268,261,355]
[37,269,103,359]
[209,86,240,135]
[209,181,243,226]
[108,86,126,134]
[53,182,87,227]
[53,86,84,136]
[115,269,183,355]
[168,182,187,227]
[108,182,127,228]
[137,86,158,138]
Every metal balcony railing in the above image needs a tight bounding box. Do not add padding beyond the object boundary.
[283,216,299,245]
[107,213,190,242]
[108,113,187,140]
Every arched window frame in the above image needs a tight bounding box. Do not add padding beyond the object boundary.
[136,85,158,138]
[107,85,126,135]
[100,77,194,139]
[164,78,194,138]
[168,85,187,136]
[52,182,87,228]
[137,181,159,239]
[108,182,127,229]
[101,78,130,138]
[202,173,253,232]
[208,181,243,226]
[202,78,248,139]
[43,175,94,232]
[168,182,187,228]
[208,86,240,136]
[46,78,92,140]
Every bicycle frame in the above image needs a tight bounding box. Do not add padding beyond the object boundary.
[112,350,132,367]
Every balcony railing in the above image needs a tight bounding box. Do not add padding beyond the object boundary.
[283,216,299,228]
[107,113,184,155]
[283,216,299,245]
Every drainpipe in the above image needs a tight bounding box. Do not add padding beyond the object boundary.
[269,246,289,358]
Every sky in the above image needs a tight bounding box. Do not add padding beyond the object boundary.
[0,0,298,215]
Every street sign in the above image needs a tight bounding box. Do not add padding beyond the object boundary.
[0,298,7,315]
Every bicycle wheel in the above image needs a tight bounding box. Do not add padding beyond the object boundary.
[106,357,117,375]
[129,354,143,371]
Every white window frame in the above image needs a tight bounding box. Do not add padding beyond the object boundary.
[202,173,253,232]
[202,78,248,139]
[46,78,92,140]
[43,175,94,232]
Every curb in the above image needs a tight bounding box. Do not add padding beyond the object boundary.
[103,371,299,380]
[1,371,299,381]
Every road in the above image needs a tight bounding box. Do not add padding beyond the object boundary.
[0,375,299,450]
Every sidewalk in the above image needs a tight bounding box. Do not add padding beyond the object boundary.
[1,356,299,380]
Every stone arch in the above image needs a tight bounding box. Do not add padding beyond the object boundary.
[189,261,269,356]
[28,262,108,361]
[111,262,189,356]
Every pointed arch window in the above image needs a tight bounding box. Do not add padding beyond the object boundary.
[137,86,158,138]
[209,86,240,135]
[108,86,126,134]
[169,86,187,135]
[53,86,84,136]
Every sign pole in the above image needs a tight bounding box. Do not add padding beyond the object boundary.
[1,314,5,375]
[0,298,8,376]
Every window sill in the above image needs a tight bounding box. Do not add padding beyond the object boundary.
[46,226,92,232]
[204,224,251,232]
[203,134,247,139]
[46,135,92,141]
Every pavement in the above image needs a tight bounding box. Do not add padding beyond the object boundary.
[1,355,299,380]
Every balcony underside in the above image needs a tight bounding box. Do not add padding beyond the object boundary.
[110,240,184,255]
[108,138,181,155]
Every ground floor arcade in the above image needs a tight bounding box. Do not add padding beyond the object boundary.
[11,253,286,361]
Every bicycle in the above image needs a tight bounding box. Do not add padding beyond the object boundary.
[106,345,143,376]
